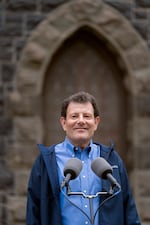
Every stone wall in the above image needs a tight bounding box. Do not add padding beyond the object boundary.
[0,0,150,224]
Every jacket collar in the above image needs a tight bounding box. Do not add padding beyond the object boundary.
[37,143,59,198]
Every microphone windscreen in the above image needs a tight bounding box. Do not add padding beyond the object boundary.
[91,157,112,179]
[64,158,83,180]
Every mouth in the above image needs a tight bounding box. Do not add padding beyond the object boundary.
[75,128,87,131]
[75,127,87,129]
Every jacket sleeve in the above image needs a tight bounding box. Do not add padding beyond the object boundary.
[119,156,141,225]
[26,155,42,225]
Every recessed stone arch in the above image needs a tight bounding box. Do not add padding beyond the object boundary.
[9,0,150,159]
[6,0,150,223]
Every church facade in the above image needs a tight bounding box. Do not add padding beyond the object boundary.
[0,0,150,224]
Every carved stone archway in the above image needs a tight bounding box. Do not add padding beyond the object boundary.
[9,0,150,141]
[7,0,150,223]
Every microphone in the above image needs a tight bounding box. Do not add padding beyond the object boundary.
[91,157,121,189]
[61,158,83,188]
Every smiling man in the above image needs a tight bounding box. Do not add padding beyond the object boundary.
[26,91,141,225]
[60,101,100,148]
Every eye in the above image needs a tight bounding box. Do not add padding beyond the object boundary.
[84,114,92,119]
[71,114,78,119]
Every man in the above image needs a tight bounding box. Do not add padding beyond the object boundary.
[26,91,141,225]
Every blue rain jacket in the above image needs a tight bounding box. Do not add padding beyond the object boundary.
[26,143,141,225]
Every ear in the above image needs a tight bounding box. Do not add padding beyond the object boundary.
[60,117,66,131]
[94,116,100,131]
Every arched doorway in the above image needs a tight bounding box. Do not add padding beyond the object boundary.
[42,27,128,167]
[8,0,150,175]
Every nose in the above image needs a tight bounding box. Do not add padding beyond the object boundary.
[77,114,85,124]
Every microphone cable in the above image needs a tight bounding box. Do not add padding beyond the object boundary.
[60,187,121,225]
[93,188,121,222]
[61,187,92,223]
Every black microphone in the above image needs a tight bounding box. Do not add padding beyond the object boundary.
[91,157,121,189]
[61,158,83,188]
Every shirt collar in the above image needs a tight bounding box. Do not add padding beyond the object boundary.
[64,137,92,154]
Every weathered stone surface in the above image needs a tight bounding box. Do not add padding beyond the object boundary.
[105,1,132,19]
[14,170,30,195]
[17,68,42,95]
[2,63,15,82]
[7,143,39,168]
[0,23,22,37]
[23,42,47,64]
[134,69,150,93]
[70,0,103,21]
[0,46,12,60]
[134,93,150,116]
[134,9,148,19]
[0,0,150,224]
[14,116,43,143]
[133,21,148,40]
[111,25,142,50]
[137,197,150,221]
[135,146,150,169]
[8,91,41,115]
[132,171,150,197]
[132,118,150,146]
[93,5,123,33]
[0,138,5,155]
[0,162,13,189]
[7,196,26,223]
[7,0,36,11]
[0,192,7,225]
[27,15,45,31]
[124,43,150,71]
[124,70,150,96]
[136,0,150,7]
[0,118,12,135]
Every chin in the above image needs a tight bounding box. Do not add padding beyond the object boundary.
[75,137,89,145]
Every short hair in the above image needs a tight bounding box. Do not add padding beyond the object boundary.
[61,91,100,118]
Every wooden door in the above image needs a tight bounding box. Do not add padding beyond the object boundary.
[42,28,128,167]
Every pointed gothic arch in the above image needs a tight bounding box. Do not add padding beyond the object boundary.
[8,0,150,180]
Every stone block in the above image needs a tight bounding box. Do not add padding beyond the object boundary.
[6,143,39,168]
[137,197,150,221]
[14,170,30,195]
[125,43,150,71]
[0,117,12,135]
[7,0,36,11]
[27,14,45,31]
[112,24,141,50]
[0,161,13,189]
[2,63,15,82]
[132,21,148,40]
[106,1,131,19]
[136,0,150,7]
[134,93,150,116]
[0,138,5,155]
[14,116,43,143]
[0,38,12,47]
[8,91,41,116]
[134,9,148,19]
[0,192,7,225]
[7,195,26,223]
[0,47,12,60]
[0,23,22,37]
[130,171,150,198]
[136,146,150,169]
[132,118,150,146]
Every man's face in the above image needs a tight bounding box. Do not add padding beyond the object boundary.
[60,102,100,149]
